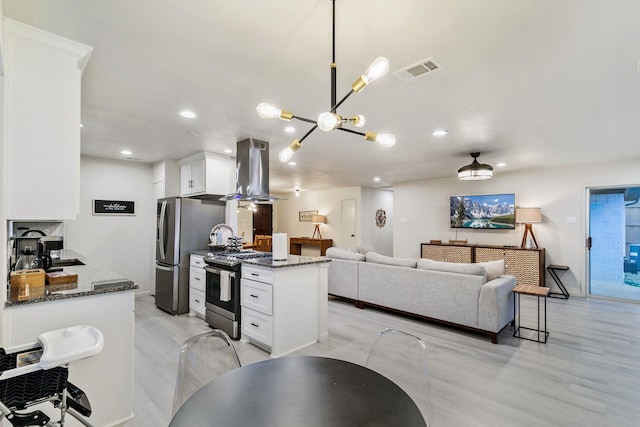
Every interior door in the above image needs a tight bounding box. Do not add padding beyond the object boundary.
[253,204,273,236]
[341,199,356,248]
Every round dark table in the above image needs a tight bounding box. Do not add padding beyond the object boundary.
[169,356,426,427]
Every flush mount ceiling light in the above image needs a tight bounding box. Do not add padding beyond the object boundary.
[257,0,396,164]
[179,110,196,119]
[457,152,494,180]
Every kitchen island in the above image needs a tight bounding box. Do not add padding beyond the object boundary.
[240,255,330,357]
[3,250,137,426]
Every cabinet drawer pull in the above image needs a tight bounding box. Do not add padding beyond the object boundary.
[251,272,259,276]
[250,294,258,298]
[195,277,201,281]
[194,299,200,303]
[250,322,259,328]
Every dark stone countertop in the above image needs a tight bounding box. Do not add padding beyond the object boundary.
[241,254,331,269]
[6,249,138,307]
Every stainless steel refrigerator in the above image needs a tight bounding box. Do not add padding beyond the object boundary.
[155,197,225,315]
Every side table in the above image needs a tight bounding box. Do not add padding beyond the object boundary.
[513,284,550,343]
[547,264,570,299]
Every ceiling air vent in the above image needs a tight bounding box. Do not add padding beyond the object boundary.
[393,57,441,81]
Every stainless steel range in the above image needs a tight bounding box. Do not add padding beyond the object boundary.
[203,250,271,338]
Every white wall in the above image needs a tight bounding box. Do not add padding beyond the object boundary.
[361,187,394,256]
[64,156,155,294]
[274,187,361,255]
[393,158,640,296]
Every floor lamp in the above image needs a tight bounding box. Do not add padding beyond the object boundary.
[311,215,326,239]
[516,208,542,248]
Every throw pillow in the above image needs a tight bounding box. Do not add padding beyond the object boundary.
[356,246,376,255]
[365,252,417,268]
[476,259,504,281]
[417,259,487,278]
[325,247,365,261]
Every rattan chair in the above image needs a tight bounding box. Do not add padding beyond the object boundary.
[365,328,434,426]
[171,330,241,416]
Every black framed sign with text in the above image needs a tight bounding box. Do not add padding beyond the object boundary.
[92,199,135,215]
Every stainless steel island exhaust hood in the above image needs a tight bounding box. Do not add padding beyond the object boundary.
[220,138,282,202]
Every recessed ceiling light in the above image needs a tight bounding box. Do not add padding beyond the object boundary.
[179,110,197,119]
[224,148,233,154]
[496,162,507,168]
[373,177,381,182]
[121,150,132,156]
[288,161,297,166]
[431,129,448,136]
[285,126,295,133]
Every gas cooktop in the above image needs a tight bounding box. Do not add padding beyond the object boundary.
[204,250,271,268]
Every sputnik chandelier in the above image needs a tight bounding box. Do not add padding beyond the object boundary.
[256,0,396,164]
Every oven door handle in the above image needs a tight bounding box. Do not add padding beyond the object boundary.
[205,266,236,278]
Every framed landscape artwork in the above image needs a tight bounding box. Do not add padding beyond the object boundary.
[450,193,515,229]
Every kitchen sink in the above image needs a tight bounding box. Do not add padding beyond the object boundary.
[52,258,85,267]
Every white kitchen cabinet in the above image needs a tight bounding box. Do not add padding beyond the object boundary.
[189,254,206,318]
[3,20,92,220]
[240,263,322,357]
[179,152,234,197]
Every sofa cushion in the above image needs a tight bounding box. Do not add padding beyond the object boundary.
[476,259,504,281]
[356,246,376,255]
[417,259,486,279]
[325,247,365,261]
[365,252,417,268]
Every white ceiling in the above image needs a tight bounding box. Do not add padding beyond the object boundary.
[4,0,640,195]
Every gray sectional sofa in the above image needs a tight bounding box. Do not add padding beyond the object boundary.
[326,247,516,343]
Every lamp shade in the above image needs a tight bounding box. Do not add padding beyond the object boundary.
[516,208,542,224]
[311,215,326,224]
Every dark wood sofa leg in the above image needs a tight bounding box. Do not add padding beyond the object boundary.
[355,301,364,309]
[489,333,498,344]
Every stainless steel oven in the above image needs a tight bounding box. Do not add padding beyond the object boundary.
[203,250,272,339]
[204,264,241,339]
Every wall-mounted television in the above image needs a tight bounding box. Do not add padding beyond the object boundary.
[450,193,515,229]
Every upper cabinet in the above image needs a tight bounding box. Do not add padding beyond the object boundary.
[179,152,234,197]
[3,20,92,220]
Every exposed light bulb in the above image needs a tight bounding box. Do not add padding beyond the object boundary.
[354,115,366,128]
[364,131,396,147]
[278,139,302,164]
[256,103,293,120]
[362,57,390,84]
[376,134,396,147]
[317,112,341,131]
[256,103,281,119]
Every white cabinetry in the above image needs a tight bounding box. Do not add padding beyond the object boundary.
[3,20,93,220]
[241,263,321,357]
[189,254,206,318]
[179,152,233,197]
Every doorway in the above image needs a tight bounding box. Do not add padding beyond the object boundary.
[588,186,640,300]
[253,204,273,236]
[341,199,356,248]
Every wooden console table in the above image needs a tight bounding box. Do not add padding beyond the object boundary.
[290,237,333,256]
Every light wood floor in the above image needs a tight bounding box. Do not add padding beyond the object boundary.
[124,294,640,427]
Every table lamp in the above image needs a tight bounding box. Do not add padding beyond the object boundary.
[516,207,542,248]
[311,215,326,239]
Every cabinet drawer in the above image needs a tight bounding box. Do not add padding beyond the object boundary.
[242,307,272,347]
[189,267,205,292]
[189,288,205,317]
[241,278,272,315]
[242,265,273,284]
[190,255,205,268]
